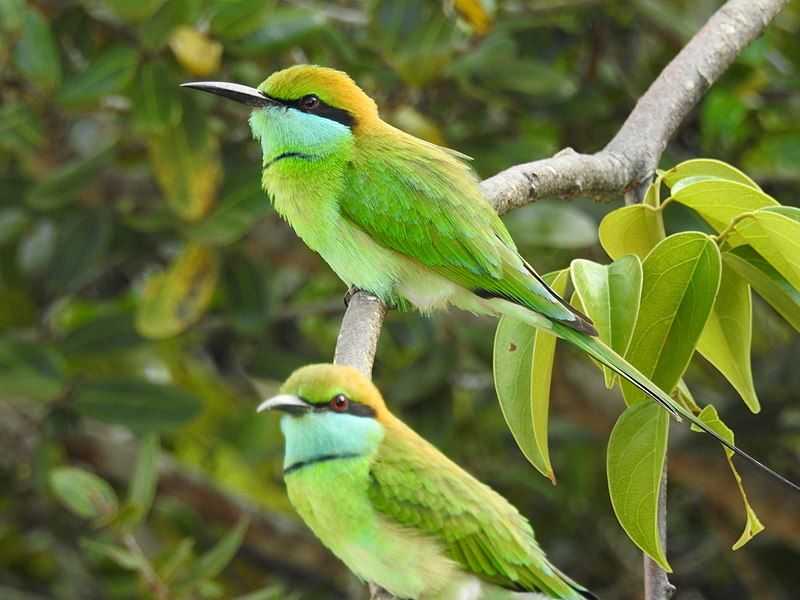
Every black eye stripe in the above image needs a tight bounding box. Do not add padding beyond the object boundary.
[307,400,375,417]
[262,93,355,128]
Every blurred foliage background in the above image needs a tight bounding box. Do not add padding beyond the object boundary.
[1,1,799,599]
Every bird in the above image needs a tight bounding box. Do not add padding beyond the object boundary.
[182,66,799,492]
[258,363,597,600]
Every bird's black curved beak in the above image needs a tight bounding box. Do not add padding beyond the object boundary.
[257,394,312,416]
[181,81,276,108]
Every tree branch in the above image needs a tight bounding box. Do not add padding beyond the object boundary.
[331,1,788,598]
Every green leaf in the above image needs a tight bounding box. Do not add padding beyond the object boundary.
[622,233,721,406]
[691,406,764,550]
[493,270,568,482]
[80,538,146,571]
[101,0,167,23]
[598,204,665,261]
[230,8,326,56]
[13,7,61,90]
[0,337,65,401]
[742,132,800,183]
[210,0,273,40]
[50,467,119,521]
[138,0,199,51]
[571,256,642,387]
[186,182,269,246]
[191,517,249,579]
[730,209,800,290]
[505,202,597,249]
[0,0,26,34]
[148,119,221,221]
[135,244,219,338]
[662,158,759,194]
[0,102,43,155]
[724,247,800,333]
[45,210,113,294]
[607,402,671,572]
[74,379,201,434]
[671,179,776,233]
[26,146,115,211]
[159,538,195,582]
[695,263,759,412]
[127,434,160,526]
[57,46,139,106]
[132,61,182,133]
[0,206,30,244]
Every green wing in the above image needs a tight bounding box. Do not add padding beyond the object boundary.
[368,421,587,599]
[343,131,590,329]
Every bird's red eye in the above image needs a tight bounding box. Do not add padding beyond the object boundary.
[330,394,349,412]
[300,94,320,110]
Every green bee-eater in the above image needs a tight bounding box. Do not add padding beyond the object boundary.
[183,66,797,491]
[259,363,596,600]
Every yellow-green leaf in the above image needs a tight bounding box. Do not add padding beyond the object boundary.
[691,406,764,550]
[571,256,642,387]
[169,26,223,77]
[607,402,671,571]
[663,158,760,194]
[730,209,800,290]
[671,179,776,233]
[622,233,721,406]
[493,270,568,483]
[598,204,665,261]
[724,247,800,333]
[149,123,221,221]
[696,263,759,412]
[50,467,118,521]
[136,244,219,338]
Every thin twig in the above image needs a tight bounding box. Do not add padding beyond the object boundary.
[332,1,789,598]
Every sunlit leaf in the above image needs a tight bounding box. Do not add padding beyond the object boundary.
[671,179,776,233]
[598,204,665,261]
[691,406,764,550]
[50,467,118,521]
[622,233,721,406]
[13,6,61,90]
[696,263,759,412]
[169,26,223,77]
[662,158,759,194]
[57,46,139,106]
[453,0,493,35]
[724,247,800,333]
[74,379,201,434]
[730,209,800,290]
[571,256,642,387]
[607,402,671,571]
[136,244,219,338]
[493,270,568,482]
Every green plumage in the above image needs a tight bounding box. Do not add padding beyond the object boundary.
[265,364,592,600]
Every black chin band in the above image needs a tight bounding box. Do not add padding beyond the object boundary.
[283,452,362,475]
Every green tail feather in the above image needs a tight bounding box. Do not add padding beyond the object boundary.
[551,322,800,493]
